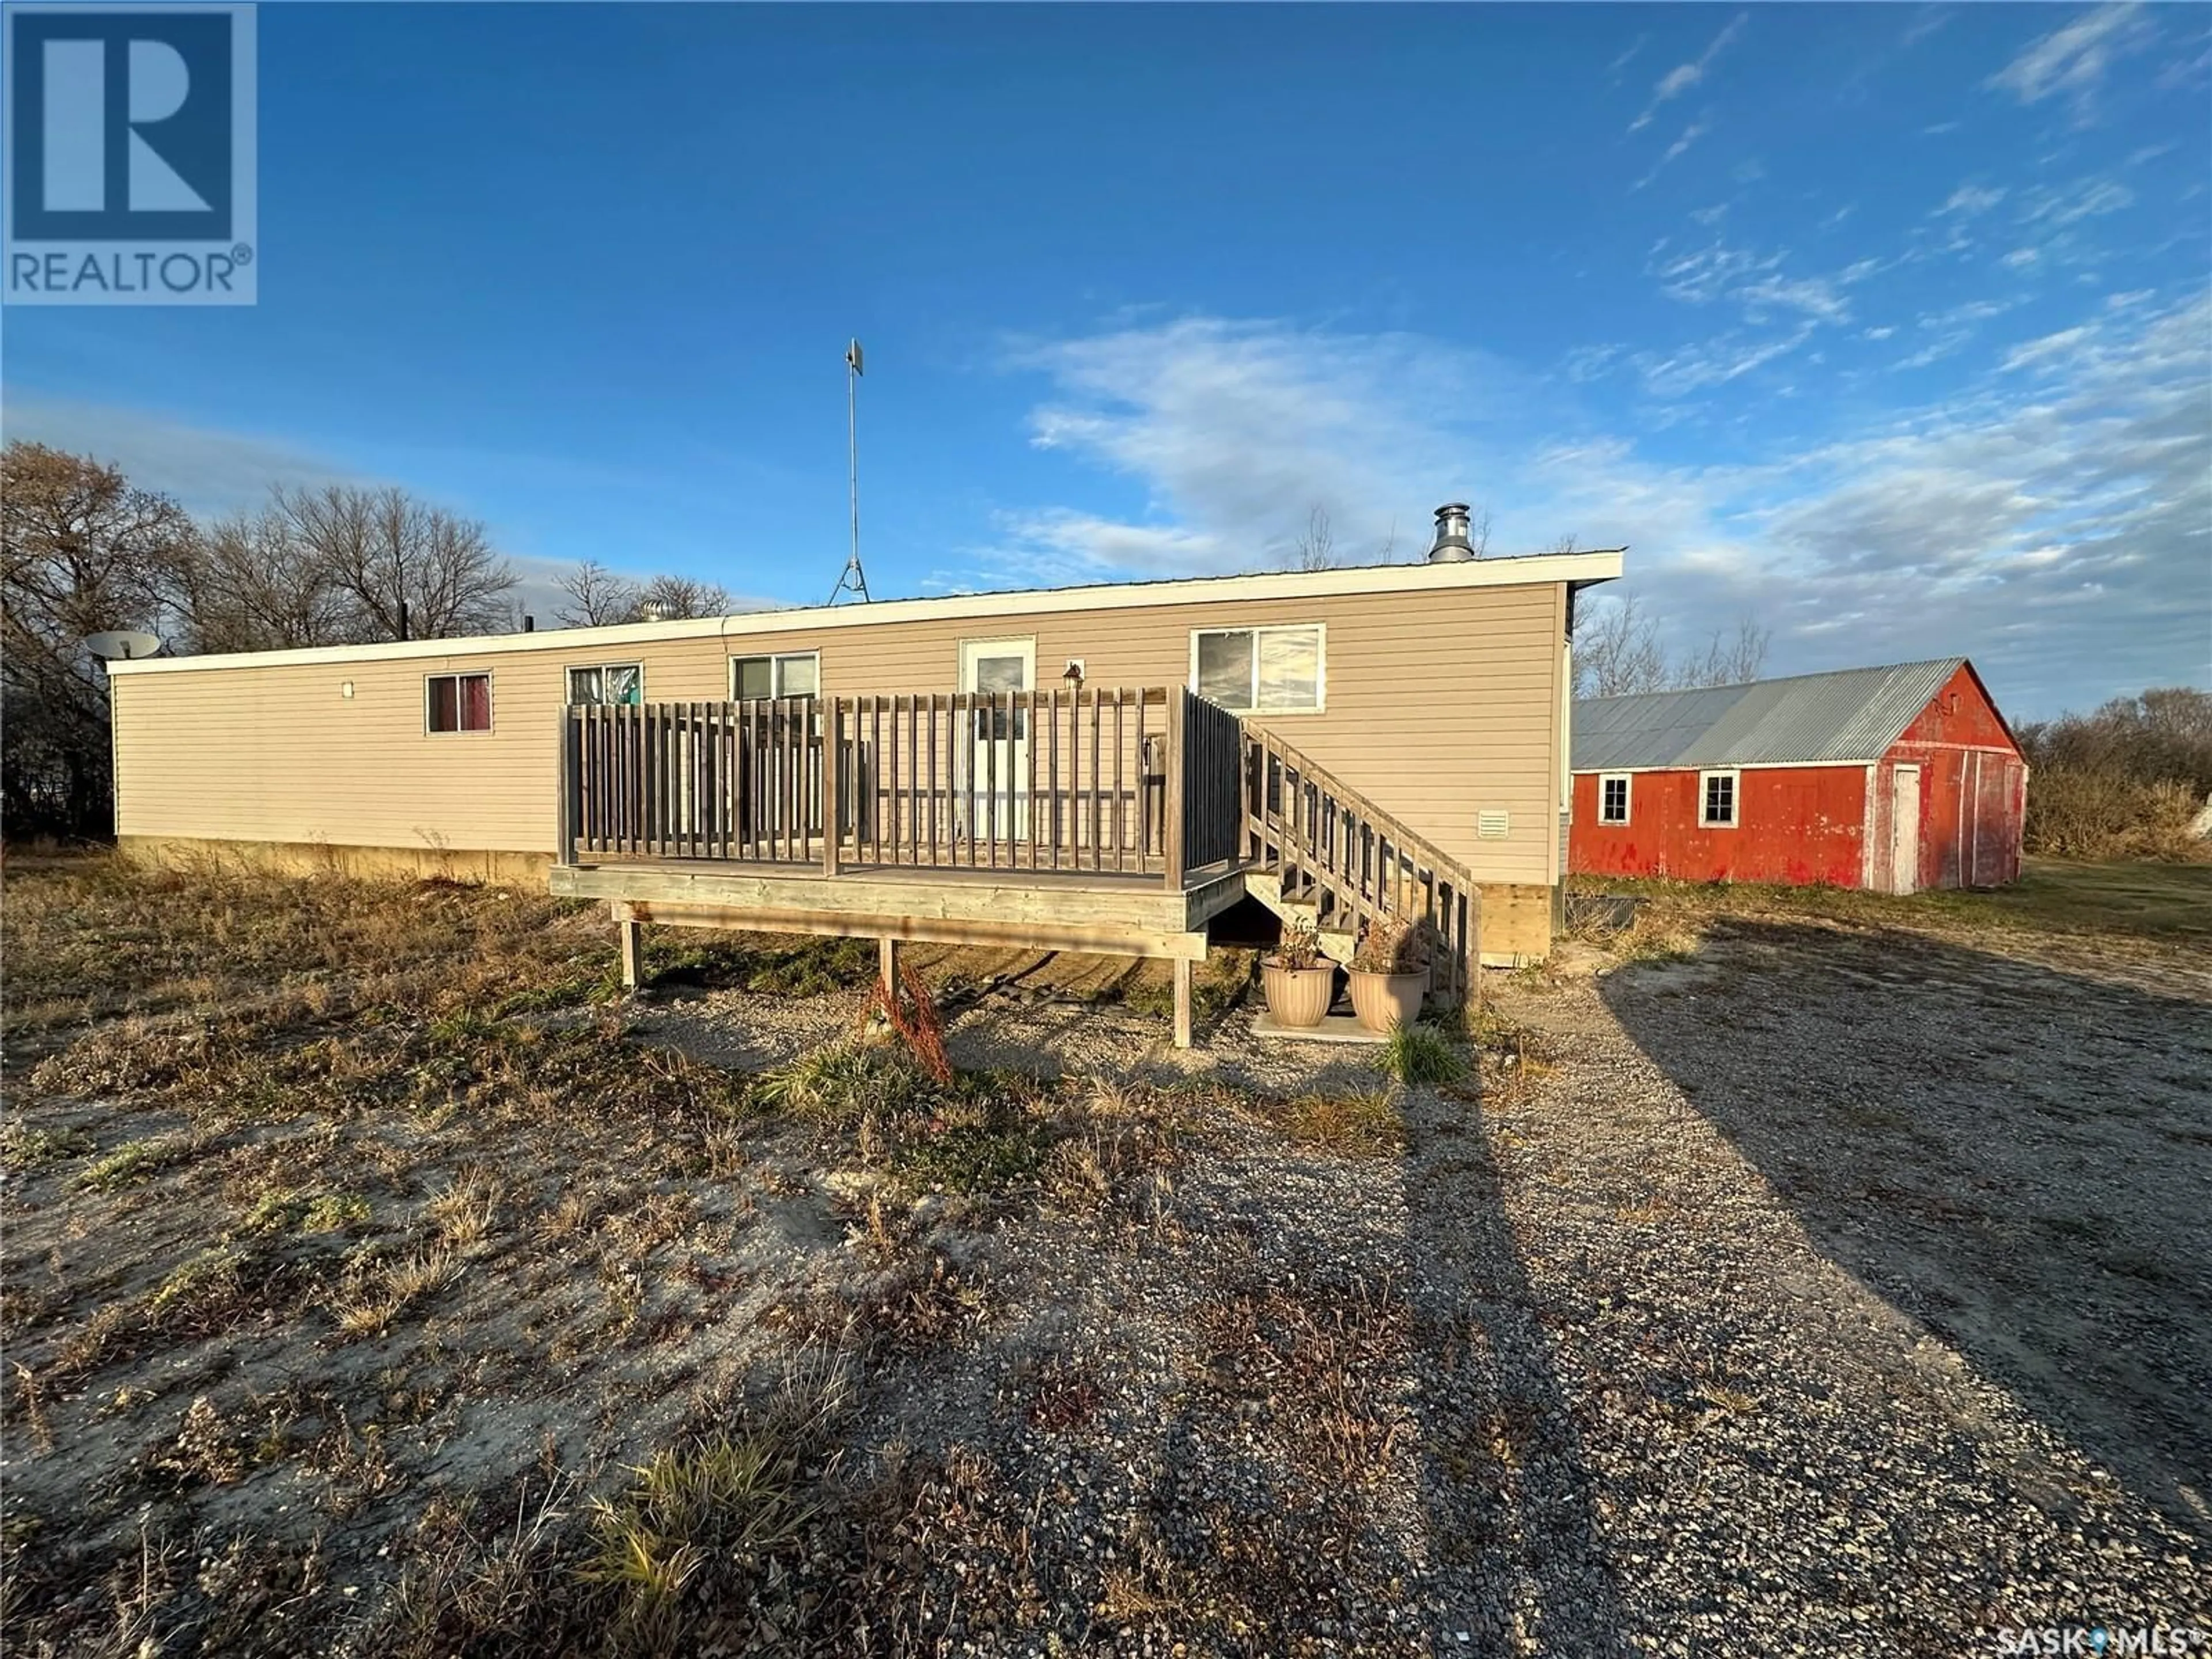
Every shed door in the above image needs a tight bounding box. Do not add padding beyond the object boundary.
[1889,765,1922,896]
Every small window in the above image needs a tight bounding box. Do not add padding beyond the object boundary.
[1599,774,1631,825]
[567,663,642,706]
[731,652,819,700]
[1190,624,1323,713]
[426,672,491,734]
[1700,769,1738,827]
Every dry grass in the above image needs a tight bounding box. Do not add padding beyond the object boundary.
[1570,855,2212,950]
[0,855,611,1036]
[2,854,1448,1656]
[1199,1272,1412,1485]
[1241,1086,1408,1156]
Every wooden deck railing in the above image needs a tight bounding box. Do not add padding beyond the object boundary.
[1241,729,1479,1003]
[558,688,1247,889]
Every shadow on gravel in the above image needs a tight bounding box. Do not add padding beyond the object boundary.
[1600,919,2212,1537]
[1399,1089,1635,1653]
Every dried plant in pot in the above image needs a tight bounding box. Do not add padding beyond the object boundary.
[1260,917,1335,1028]
[1347,914,1433,1035]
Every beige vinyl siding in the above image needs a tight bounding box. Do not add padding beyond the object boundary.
[111,579,1564,886]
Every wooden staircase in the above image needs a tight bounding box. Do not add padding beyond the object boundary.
[1238,728,1482,1004]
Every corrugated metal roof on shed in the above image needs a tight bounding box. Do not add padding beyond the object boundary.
[1572,659,1965,770]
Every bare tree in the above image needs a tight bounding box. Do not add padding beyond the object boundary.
[1376,516,1398,562]
[1,442,194,836]
[1572,592,1667,698]
[1548,532,1581,555]
[554,562,733,626]
[1291,505,1338,572]
[1574,593,1772,697]
[1679,615,1770,688]
[636,573,733,621]
[555,559,642,627]
[173,507,351,654]
[1469,506,1493,559]
[272,483,514,641]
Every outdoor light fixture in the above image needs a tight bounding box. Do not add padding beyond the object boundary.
[1062,659,1085,689]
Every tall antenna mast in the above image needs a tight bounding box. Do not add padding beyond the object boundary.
[829,338,871,604]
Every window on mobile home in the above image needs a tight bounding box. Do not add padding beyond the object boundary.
[567,664,643,706]
[1191,625,1323,713]
[730,652,820,700]
[426,673,492,733]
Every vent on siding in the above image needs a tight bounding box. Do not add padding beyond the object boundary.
[1476,809,1510,839]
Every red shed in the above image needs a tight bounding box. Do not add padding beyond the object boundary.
[1569,658,2025,892]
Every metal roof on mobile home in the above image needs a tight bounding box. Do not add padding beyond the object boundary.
[1571,659,1967,771]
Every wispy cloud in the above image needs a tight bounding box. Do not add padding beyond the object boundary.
[1633,325,1820,397]
[1900,7,1952,49]
[1633,115,1713,191]
[991,295,2211,711]
[2019,176,2135,226]
[1,396,355,515]
[1986,2,2156,122]
[1934,183,2007,217]
[1628,13,1747,132]
[1736,275,1853,325]
[991,318,1525,579]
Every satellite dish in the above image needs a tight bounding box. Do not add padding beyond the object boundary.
[85,630,162,662]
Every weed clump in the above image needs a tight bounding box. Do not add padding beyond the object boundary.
[74,1135,187,1192]
[1379,1021,1469,1089]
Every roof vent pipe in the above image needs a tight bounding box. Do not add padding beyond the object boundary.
[1427,502,1475,563]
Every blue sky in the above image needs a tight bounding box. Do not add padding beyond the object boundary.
[5,2,2208,717]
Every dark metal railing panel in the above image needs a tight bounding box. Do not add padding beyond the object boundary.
[1179,691,1244,873]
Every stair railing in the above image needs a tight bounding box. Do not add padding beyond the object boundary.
[1241,728,1480,1005]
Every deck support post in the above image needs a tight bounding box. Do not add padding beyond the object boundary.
[879,934,899,997]
[617,908,643,991]
[1171,955,1194,1050]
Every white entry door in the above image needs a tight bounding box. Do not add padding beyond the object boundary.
[959,638,1033,844]
[1889,765,1921,896]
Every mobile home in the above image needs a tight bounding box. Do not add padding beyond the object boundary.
[108,518,1622,1038]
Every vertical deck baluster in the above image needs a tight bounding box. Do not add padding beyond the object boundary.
[1085,690,1100,872]
[1136,693,1151,865]
[1112,691,1125,873]
[1024,691,1038,870]
[903,695,916,865]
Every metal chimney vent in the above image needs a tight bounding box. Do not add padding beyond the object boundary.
[1427,502,1475,563]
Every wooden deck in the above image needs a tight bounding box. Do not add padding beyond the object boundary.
[552,684,1480,1046]
[548,857,1247,961]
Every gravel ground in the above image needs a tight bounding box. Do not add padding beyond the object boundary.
[10,908,2205,1655]
[624,914,2211,1655]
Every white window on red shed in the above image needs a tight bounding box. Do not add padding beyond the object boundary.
[1700,768,1738,827]
[1599,774,1631,825]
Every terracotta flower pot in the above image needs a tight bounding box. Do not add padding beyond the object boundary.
[1262,961,1336,1028]
[1347,967,1427,1035]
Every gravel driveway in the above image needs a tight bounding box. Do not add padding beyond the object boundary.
[632,915,2211,1653]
